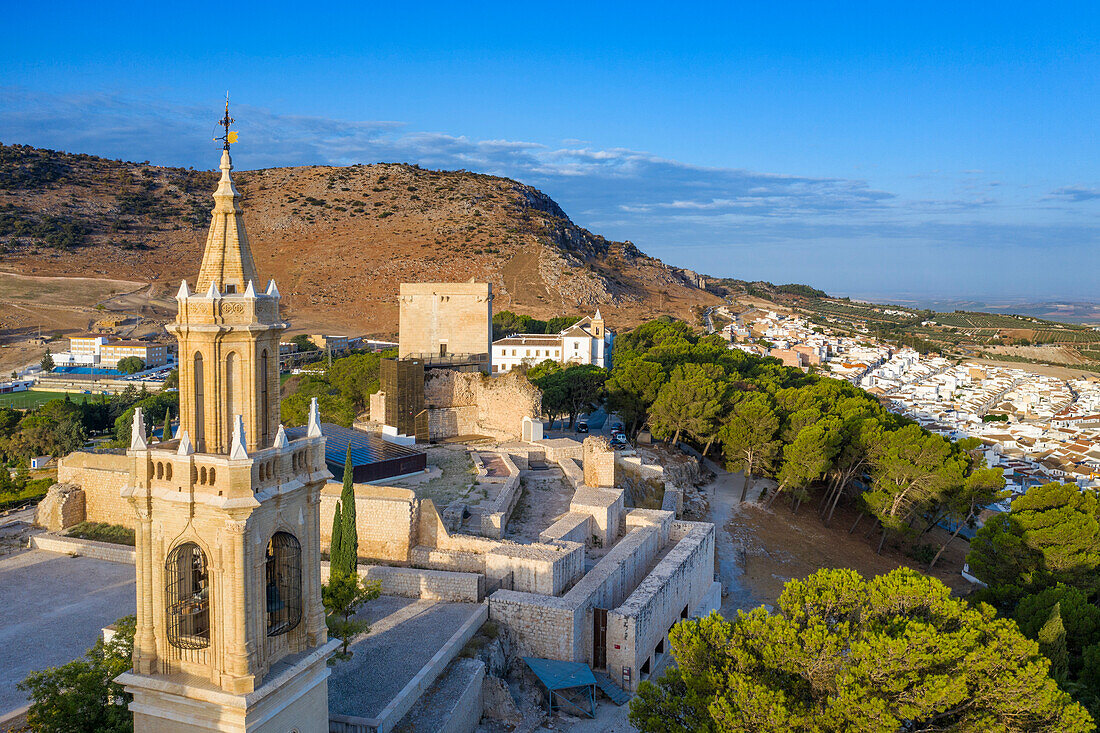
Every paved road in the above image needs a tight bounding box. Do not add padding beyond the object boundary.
[0,549,135,714]
[701,458,764,617]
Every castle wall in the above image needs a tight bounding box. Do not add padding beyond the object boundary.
[56,452,135,527]
[605,522,716,691]
[424,369,540,441]
[319,483,417,562]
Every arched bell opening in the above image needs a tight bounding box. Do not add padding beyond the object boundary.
[265,531,302,636]
[165,542,210,649]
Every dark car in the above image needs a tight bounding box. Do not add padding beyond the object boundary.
[611,432,629,448]
[576,421,589,433]
[610,422,625,435]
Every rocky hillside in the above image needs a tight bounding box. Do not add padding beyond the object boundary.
[0,143,718,335]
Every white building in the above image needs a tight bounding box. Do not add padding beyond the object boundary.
[492,311,613,373]
[56,333,169,369]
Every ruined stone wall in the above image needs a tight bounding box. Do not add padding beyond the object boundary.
[583,436,617,488]
[320,483,417,562]
[56,452,134,528]
[539,513,591,546]
[605,522,716,691]
[424,369,540,441]
[35,483,85,531]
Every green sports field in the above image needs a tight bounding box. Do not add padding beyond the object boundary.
[0,390,77,409]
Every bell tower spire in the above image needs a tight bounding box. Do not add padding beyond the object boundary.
[196,96,258,295]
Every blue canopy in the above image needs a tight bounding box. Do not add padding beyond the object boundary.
[523,658,597,717]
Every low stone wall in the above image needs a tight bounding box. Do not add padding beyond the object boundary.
[661,486,684,516]
[532,438,584,463]
[478,454,522,540]
[539,513,591,546]
[559,458,584,490]
[32,533,136,563]
[321,484,417,563]
[489,524,665,665]
[616,454,665,481]
[57,452,134,528]
[569,487,625,546]
[605,522,716,691]
[320,562,482,603]
[484,541,585,596]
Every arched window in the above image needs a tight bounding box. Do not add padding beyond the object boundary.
[193,352,205,450]
[260,349,270,446]
[265,532,302,636]
[225,351,237,448]
[165,542,210,649]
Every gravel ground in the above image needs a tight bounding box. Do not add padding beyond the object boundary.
[327,596,483,719]
[0,549,135,714]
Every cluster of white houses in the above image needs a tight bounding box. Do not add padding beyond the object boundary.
[491,311,613,373]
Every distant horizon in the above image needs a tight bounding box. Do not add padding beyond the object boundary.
[3,2,1098,301]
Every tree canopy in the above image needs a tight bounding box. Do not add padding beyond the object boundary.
[629,568,1093,732]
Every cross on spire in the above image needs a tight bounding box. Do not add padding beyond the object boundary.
[217,93,237,151]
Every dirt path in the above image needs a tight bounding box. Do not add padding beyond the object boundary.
[701,460,766,616]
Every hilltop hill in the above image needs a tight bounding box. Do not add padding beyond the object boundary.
[0,143,718,336]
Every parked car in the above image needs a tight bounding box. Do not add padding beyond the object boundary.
[576,421,589,433]
[611,432,629,447]
[610,422,625,435]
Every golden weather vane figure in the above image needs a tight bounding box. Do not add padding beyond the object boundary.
[215,93,238,150]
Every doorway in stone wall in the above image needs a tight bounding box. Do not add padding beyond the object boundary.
[593,608,607,669]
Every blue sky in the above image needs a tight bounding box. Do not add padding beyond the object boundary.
[2,1,1099,300]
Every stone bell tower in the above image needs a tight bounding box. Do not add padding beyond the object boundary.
[117,106,339,733]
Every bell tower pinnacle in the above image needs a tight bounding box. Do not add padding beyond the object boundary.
[119,109,337,733]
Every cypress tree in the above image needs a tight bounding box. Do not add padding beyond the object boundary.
[340,446,358,574]
[162,410,172,442]
[329,499,344,576]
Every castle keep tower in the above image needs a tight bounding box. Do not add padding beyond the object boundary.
[117,116,338,732]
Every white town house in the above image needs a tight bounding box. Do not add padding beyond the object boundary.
[492,311,613,373]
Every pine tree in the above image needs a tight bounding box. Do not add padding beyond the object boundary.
[329,499,344,576]
[1039,602,1070,681]
[339,446,358,575]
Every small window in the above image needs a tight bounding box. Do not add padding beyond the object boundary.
[224,283,237,294]
[165,542,210,649]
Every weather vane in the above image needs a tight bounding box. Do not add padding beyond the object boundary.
[215,93,238,150]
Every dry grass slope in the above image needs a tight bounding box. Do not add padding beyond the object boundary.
[0,143,718,336]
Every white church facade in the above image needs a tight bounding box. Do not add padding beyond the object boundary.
[491,311,613,373]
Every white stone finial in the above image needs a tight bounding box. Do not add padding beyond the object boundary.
[243,280,257,298]
[229,414,249,459]
[273,424,289,449]
[130,407,148,451]
[205,280,221,299]
[594,308,603,320]
[172,424,181,439]
[176,280,191,300]
[266,279,280,297]
[177,430,194,456]
[307,397,322,438]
